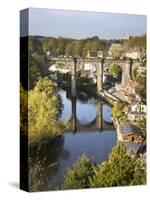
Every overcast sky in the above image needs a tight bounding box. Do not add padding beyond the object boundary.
[20,8,146,39]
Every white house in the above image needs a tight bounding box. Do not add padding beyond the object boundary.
[49,64,70,73]
[97,51,104,58]
[125,50,142,59]
[84,63,96,71]
[128,112,146,121]
[49,64,58,72]
[136,66,146,77]
[129,102,146,113]
[128,101,146,121]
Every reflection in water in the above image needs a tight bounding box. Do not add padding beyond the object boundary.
[76,99,97,124]
[60,90,113,126]
[29,89,117,191]
[59,90,72,121]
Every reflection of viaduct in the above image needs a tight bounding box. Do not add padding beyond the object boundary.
[70,96,115,132]
[50,57,140,132]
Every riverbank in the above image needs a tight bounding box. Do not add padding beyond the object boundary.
[98,90,119,106]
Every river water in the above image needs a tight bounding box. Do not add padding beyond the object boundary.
[30,89,117,191]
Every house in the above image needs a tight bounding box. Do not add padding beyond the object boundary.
[126,80,143,95]
[124,50,142,60]
[120,141,145,157]
[108,43,123,56]
[128,101,146,121]
[84,63,96,71]
[49,64,57,72]
[87,50,104,59]
[129,101,146,113]
[49,64,69,73]
[128,111,146,121]
[87,50,98,58]
[118,123,142,143]
[136,66,146,77]
[97,51,104,58]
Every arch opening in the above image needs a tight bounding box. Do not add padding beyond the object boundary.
[103,64,123,90]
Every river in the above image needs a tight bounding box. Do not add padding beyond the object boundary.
[29,89,117,191]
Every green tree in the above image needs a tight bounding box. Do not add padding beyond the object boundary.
[133,70,146,100]
[123,34,146,50]
[89,144,146,187]
[28,77,65,144]
[112,102,124,119]
[63,154,94,189]
[20,84,28,136]
[109,64,122,77]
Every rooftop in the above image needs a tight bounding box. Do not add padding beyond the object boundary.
[87,50,98,57]
[121,141,143,155]
[127,80,143,90]
[128,111,146,116]
[119,123,142,136]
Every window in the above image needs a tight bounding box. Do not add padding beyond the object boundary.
[131,136,135,142]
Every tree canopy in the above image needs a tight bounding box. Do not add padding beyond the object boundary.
[28,77,65,144]
[20,84,28,136]
[112,101,124,119]
[63,154,94,189]
[109,64,122,77]
[123,34,146,50]
[89,144,146,187]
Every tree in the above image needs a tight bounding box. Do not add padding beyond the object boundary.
[28,77,64,144]
[20,84,28,136]
[89,144,146,187]
[131,159,146,185]
[133,69,146,100]
[29,63,42,89]
[63,154,94,189]
[112,102,124,119]
[109,64,122,77]
[110,44,123,58]
[123,34,146,50]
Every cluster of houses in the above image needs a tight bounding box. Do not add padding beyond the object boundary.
[115,79,146,157]
[85,41,145,61]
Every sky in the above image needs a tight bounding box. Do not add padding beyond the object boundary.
[20,8,147,39]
